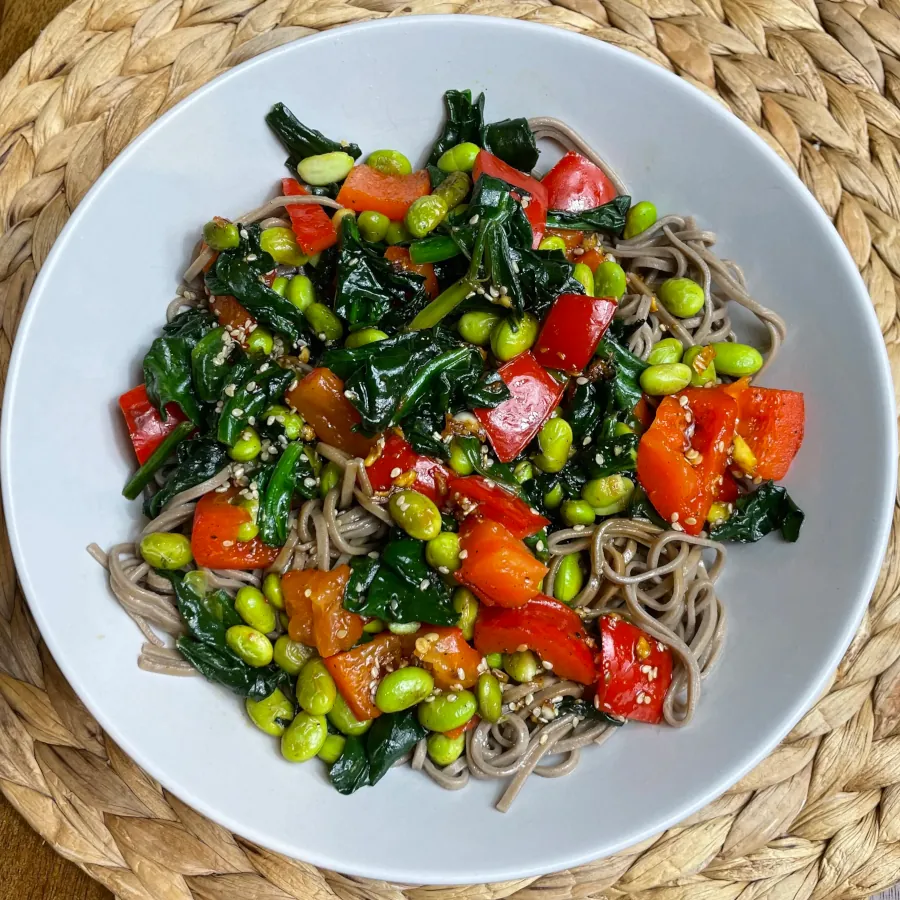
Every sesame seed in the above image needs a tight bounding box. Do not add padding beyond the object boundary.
[539,734,549,745]
[672,522,685,532]
[447,694,458,702]
[525,693,534,704]
[304,588,312,598]
[419,579,430,590]
[231,408,244,417]
[542,660,554,670]
[457,667,465,679]
[670,512,679,522]
[469,214,480,225]
[576,377,588,385]
[221,540,234,547]
[459,550,468,559]
[336,629,348,639]
[517,644,528,652]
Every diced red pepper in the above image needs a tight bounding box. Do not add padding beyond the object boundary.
[118,385,192,464]
[384,246,439,299]
[632,395,655,431]
[596,615,672,724]
[282,566,364,657]
[412,626,482,689]
[335,166,431,221]
[577,248,605,272]
[541,151,617,213]
[473,151,547,248]
[210,295,256,336]
[474,594,597,684]
[455,517,547,608]
[447,474,548,539]
[532,293,617,375]
[282,178,338,255]
[191,488,280,569]
[474,351,565,463]
[365,433,450,505]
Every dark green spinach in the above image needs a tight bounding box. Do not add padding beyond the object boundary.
[191,327,237,403]
[428,89,485,165]
[144,435,229,518]
[547,195,631,235]
[330,735,370,794]
[143,336,203,424]
[257,442,302,547]
[266,102,361,163]
[558,696,625,726]
[482,117,539,172]
[217,363,295,446]
[711,482,804,543]
[585,433,639,478]
[594,330,648,414]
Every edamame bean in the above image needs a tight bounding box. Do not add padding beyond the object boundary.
[228,427,262,462]
[433,171,471,210]
[263,572,284,610]
[245,689,295,737]
[384,221,410,245]
[683,345,717,386]
[358,209,390,242]
[624,201,658,240]
[583,475,635,516]
[553,553,584,603]
[458,310,502,346]
[297,658,338,715]
[375,667,435,713]
[710,342,763,376]
[426,532,461,573]
[226,626,273,667]
[448,437,474,475]
[363,618,385,633]
[485,652,503,669]
[658,278,705,318]
[246,327,274,356]
[281,711,328,762]
[452,587,478,640]
[647,337,683,366]
[533,417,573,474]
[270,277,288,297]
[264,404,303,440]
[286,274,315,312]
[503,650,538,684]
[614,422,635,436]
[426,732,466,766]
[573,263,594,296]
[236,522,258,542]
[732,434,757,473]
[332,208,356,230]
[203,218,240,251]
[561,499,596,527]
[319,461,342,498]
[544,483,564,509]
[490,312,539,362]
[405,195,449,238]
[139,532,192,570]
[388,489,442,541]
[318,733,346,765]
[366,149,412,176]
[297,151,355,185]
[476,672,503,723]
[273,635,313,676]
[437,142,480,173]
[513,460,534,484]
[593,261,627,300]
[260,227,307,266]
[538,235,567,252]
[707,501,731,526]
[640,363,692,396]
[235,585,277,634]
[304,302,344,342]
[328,694,372,736]
[345,327,387,348]
[417,689,477,733]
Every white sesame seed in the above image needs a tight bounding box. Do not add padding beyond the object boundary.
[542,660,554,670]
[539,734,549,745]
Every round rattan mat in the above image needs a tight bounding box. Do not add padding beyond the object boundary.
[1,2,900,898]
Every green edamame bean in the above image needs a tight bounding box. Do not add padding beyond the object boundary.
[647,337,684,366]
[614,422,635,436]
[433,171,471,210]
[376,667,435,713]
[553,553,584,604]
[263,572,284,610]
[561,499,596,527]
[593,261,627,300]
[405,195,449,238]
[319,461,342,499]
[273,635,313,676]
[304,302,344,342]
[658,278,705,318]
[448,437,474,475]
[332,208,356,231]
[437,142,480,173]
[683,345,717,387]
[366,149,412,176]
[286,274,315,312]
[573,263,595,296]
[270,277,288,297]
[318,733,346,765]
[260,227,307,266]
[139,532,192,570]
[426,532,461,573]
[246,326,274,356]
[533,417,573,474]
[236,521,258,542]
[544,483,564,509]
[226,626,273,667]
[417,689,477,733]
[235,585,277,634]
[328,694,372,736]
[228,427,262,462]
[297,658,337,715]
[583,475,635,516]
[485,652,503,669]
[426,732,466,766]
[345,327,388,349]
[503,650,538,684]
[363,618,385,633]
[388,489,442,541]
[513,460,534,484]
[640,363,693,396]
[297,151,355,185]
[624,201,658,240]
[490,312,539,362]
[458,310,502,346]
[452,587,478,639]
[245,689,294,737]
[476,672,503,723]
[384,221,410,245]
[281,711,328,762]
[388,621,421,635]
[538,235,567,252]
[358,210,390,243]
[203,218,240,251]
[710,342,763,376]
[264,404,303,440]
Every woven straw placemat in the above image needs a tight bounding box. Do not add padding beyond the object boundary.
[1,2,900,898]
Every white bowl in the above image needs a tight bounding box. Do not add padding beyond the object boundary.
[2,15,895,885]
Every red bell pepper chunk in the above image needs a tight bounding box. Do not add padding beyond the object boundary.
[447,474,548,539]
[282,178,338,255]
[596,615,673,724]
[636,388,738,534]
[455,517,547,608]
[532,294,617,374]
[412,625,482,689]
[365,433,450,505]
[191,488,280,569]
[474,351,564,464]
[474,594,597,684]
[473,151,547,248]
[335,166,431,221]
[118,385,192,465]
[384,246,439,299]
[541,151,617,213]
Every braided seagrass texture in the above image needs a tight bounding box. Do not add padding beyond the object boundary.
[1,1,900,898]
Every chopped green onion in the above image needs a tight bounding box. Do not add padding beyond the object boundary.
[409,235,462,265]
[122,421,195,500]
[408,278,475,331]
